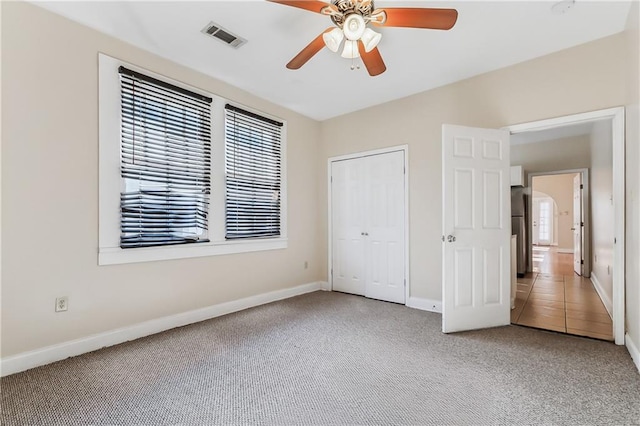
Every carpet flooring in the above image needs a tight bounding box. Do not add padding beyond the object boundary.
[2,291,639,425]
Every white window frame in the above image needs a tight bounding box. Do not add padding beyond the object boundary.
[98,54,287,265]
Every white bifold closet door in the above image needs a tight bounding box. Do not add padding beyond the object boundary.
[331,150,405,304]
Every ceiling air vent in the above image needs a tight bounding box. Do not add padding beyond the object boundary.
[201,22,246,49]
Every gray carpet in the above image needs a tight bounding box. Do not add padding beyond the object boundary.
[1,291,639,425]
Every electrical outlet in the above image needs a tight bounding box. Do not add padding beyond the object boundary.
[55,296,68,312]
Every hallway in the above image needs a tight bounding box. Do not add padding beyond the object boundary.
[511,246,613,341]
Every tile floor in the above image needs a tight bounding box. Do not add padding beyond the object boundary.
[510,246,613,341]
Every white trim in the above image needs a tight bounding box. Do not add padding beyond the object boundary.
[99,238,288,265]
[407,297,442,313]
[505,107,625,345]
[626,333,640,374]
[506,107,624,134]
[326,145,410,304]
[556,248,574,254]
[590,272,613,318]
[0,282,322,377]
[98,53,288,266]
[319,281,331,291]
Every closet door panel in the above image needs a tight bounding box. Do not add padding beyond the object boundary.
[331,157,367,296]
[365,150,406,304]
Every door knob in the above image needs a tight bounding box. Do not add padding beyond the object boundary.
[447,235,456,242]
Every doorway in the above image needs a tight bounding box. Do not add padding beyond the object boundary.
[530,171,590,276]
[512,170,614,340]
[506,107,624,344]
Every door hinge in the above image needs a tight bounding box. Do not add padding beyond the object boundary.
[581,222,584,227]
[581,260,584,265]
[580,184,583,189]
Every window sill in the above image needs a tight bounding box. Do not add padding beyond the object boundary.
[98,238,288,266]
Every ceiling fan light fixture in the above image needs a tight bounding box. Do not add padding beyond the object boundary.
[343,14,366,41]
[360,28,381,52]
[323,28,344,53]
[341,40,360,58]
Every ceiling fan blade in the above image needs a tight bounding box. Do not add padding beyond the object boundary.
[286,28,333,70]
[268,1,339,16]
[376,8,458,30]
[358,42,386,77]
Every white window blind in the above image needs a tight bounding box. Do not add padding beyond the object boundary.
[224,104,283,240]
[119,66,212,248]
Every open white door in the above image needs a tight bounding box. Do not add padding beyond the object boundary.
[573,174,583,276]
[442,125,511,333]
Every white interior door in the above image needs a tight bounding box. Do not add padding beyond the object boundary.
[331,157,367,296]
[366,151,405,303]
[331,151,406,304]
[573,174,583,275]
[442,125,511,333]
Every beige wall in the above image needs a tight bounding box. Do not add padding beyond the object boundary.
[589,120,614,308]
[511,135,591,183]
[625,1,640,357]
[319,34,626,302]
[1,2,322,357]
[532,174,577,251]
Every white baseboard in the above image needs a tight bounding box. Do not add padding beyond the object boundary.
[590,272,613,318]
[407,297,442,313]
[320,281,331,291]
[626,333,640,374]
[1,282,323,377]
[556,248,574,254]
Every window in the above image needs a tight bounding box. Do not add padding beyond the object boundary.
[224,105,282,240]
[119,67,212,248]
[98,54,287,265]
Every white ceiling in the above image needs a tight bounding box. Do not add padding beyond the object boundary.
[32,1,632,121]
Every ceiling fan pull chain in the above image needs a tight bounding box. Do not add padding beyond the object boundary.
[350,57,360,71]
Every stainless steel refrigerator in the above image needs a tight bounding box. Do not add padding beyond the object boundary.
[511,187,528,277]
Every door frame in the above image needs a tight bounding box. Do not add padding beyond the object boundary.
[529,169,590,274]
[505,106,625,345]
[327,145,410,305]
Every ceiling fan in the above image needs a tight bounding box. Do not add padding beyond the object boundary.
[269,0,458,76]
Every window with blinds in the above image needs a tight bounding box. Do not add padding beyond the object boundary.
[119,66,212,249]
[224,104,283,240]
